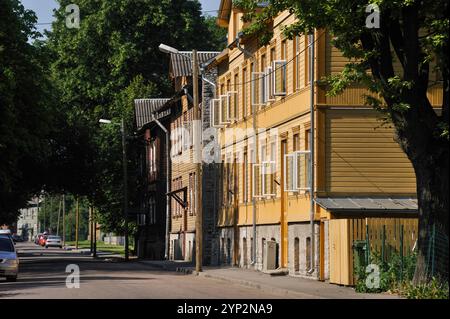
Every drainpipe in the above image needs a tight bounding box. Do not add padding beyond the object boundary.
[152,113,170,260]
[308,31,316,275]
[229,32,258,267]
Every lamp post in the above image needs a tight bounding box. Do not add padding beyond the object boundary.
[99,118,130,261]
[159,44,203,272]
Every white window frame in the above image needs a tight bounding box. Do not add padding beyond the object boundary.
[210,98,223,128]
[182,121,192,151]
[227,91,238,122]
[262,160,276,197]
[251,72,265,107]
[284,153,297,192]
[294,150,311,191]
[219,94,231,125]
[272,60,287,96]
[265,66,276,103]
[252,163,263,198]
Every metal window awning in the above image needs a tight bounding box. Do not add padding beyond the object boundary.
[134,98,171,130]
[169,51,220,78]
[315,197,418,215]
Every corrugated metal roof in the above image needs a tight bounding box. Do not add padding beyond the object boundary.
[315,197,418,214]
[134,98,171,130]
[170,51,220,78]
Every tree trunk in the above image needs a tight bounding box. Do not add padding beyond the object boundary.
[410,140,449,285]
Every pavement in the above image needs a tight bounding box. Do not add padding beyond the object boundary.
[2,242,401,299]
[0,243,296,299]
[138,260,401,299]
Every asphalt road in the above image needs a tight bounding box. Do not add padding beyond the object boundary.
[0,242,290,299]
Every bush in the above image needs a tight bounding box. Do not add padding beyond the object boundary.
[354,251,416,294]
[401,278,449,299]
[354,251,448,299]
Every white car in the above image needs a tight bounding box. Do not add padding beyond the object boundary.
[45,235,62,248]
[0,234,19,282]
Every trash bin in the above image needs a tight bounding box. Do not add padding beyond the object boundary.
[353,240,368,279]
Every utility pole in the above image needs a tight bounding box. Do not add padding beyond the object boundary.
[62,194,66,247]
[193,49,203,273]
[75,197,79,249]
[121,117,129,261]
[308,31,316,274]
[57,196,61,236]
[89,206,93,254]
[93,215,97,258]
[37,197,40,233]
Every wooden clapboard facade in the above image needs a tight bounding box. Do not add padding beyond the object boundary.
[212,0,442,284]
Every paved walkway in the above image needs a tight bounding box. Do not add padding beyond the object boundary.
[138,260,401,299]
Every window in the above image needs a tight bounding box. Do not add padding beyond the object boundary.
[189,173,196,216]
[252,163,263,198]
[265,65,275,102]
[306,237,312,271]
[270,47,276,63]
[182,121,192,151]
[293,133,300,152]
[220,94,230,125]
[273,60,287,96]
[305,35,313,86]
[281,40,288,92]
[281,40,287,60]
[211,98,222,128]
[243,150,248,203]
[269,140,277,195]
[226,74,238,122]
[295,150,311,191]
[251,71,265,106]
[284,151,311,192]
[234,72,239,119]
[305,128,311,151]
[294,36,301,90]
[242,68,247,117]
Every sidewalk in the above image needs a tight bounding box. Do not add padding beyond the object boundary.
[138,260,401,299]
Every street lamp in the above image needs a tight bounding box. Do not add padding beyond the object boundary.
[99,118,130,261]
[159,43,203,273]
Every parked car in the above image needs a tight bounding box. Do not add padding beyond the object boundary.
[0,234,19,282]
[0,229,12,237]
[45,235,62,249]
[12,234,23,243]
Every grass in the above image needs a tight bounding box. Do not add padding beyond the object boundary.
[65,240,134,256]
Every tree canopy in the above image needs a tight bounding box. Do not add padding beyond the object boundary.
[47,0,226,233]
[0,0,56,224]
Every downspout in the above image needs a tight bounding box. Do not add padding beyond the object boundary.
[308,31,316,275]
[232,32,258,267]
[152,113,170,260]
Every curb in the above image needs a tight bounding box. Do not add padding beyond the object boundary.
[137,261,193,275]
[195,271,319,299]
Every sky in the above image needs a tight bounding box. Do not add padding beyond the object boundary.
[21,0,222,35]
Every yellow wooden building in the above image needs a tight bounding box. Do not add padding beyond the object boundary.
[212,0,442,285]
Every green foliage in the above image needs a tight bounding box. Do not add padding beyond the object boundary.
[355,251,417,293]
[37,194,90,241]
[47,0,225,233]
[0,0,57,224]
[354,251,449,299]
[402,278,449,299]
[233,0,448,139]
